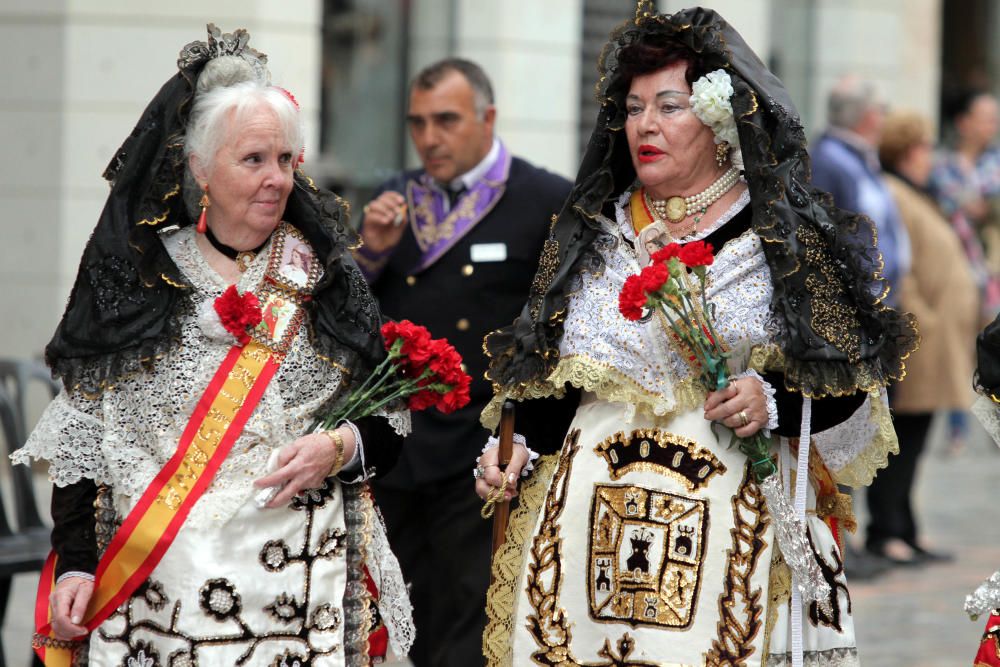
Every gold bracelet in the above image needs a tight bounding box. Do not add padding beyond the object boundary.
[323,430,345,477]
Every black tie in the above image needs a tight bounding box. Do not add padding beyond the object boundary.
[447,186,465,209]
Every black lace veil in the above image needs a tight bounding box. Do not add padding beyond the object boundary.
[484,6,918,399]
[45,25,385,394]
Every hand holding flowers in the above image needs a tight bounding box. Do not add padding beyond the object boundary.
[618,240,775,481]
[618,238,831,609]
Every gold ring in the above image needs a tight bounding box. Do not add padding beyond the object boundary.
[738,410,749,427]
[362,203,371,214]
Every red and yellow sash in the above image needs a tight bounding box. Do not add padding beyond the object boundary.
[33,224,319,664]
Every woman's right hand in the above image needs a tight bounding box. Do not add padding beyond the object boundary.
[475,443,530,502]
[360,190,408,254]
[50,575,93,640]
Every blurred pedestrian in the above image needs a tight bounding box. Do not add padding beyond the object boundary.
[811,75,911,306]
[870,110,976,565]
[929,89,1000,276]
[928,89,1000,455]
[810,75,913,580]
[353,58,571,666]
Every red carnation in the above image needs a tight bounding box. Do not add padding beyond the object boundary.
[678,240,715,268]
[437,380,471,413]
[407,386,439,411]
[638,262,669,293]
[650,243,683,264]
[383,320,435,372]
[618,274,648,321]
[214,285,263,345]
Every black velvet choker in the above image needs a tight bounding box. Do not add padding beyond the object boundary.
[205,227,268,261]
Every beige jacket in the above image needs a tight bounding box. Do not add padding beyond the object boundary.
[887,174,978,413]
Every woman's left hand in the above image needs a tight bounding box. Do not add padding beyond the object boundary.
[254,427,357,508]
[703,376,768,438]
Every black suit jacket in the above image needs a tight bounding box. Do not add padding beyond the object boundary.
[368,156,571,487]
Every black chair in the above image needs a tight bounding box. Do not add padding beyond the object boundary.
[0,360,58,667]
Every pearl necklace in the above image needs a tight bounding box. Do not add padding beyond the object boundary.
[645,165,741,224]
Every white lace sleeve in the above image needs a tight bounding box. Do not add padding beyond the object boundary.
[811,389,897,487]
[11,390,109,488]
[736,369,778,432]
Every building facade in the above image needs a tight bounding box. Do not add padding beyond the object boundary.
[0,0,973,362]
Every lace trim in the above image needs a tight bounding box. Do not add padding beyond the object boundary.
[973,394,1000,448]
[483,454,560,667]
[482,355,707,430]
[368,505,415,657]
[15,227,351,528]
[818,391,897,488]
[748,343,786,372]
[342,483,374,666]
[740,368,779,431]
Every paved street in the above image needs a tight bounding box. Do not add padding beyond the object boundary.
[3,415,999,666]
[850,416,1000,666]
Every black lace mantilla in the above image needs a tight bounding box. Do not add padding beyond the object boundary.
[45,27,385,395]
[484,6,918,399]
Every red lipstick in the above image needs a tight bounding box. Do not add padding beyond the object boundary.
[637,144,665,163]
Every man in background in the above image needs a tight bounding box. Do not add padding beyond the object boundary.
[355,58,571,666]
[810,75,913,579]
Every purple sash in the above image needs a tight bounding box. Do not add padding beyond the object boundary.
[406,143,511,272]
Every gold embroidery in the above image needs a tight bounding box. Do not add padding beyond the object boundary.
[587,484,708,629]
[594,428,726,491]
[530,237,561,319]
[706,462,768,665]
[763,550,791,652]
[522,430,657,666]
[159,273,188,289]
[228,364,256,390]
[156,486,182,510]
[132,179,178,225]
[484,455,559,666]
[217,388,245,410]
[797,224,863,363]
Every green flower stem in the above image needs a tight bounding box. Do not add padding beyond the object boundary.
[656,283,777,482]
[323,340,404,427]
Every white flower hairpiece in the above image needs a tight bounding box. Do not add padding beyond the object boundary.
[689,69,738,145]
[689,69,743,169]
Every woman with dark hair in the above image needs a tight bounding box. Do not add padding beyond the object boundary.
[474,6,917,665]
[868,111,976,565]
[13,25,413,666]
[930,88,1000,275]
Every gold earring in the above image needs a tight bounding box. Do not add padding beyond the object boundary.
[715,141,730,167]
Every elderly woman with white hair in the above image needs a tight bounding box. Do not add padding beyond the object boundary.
[14,26,413,666]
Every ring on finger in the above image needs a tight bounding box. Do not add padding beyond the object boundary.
[473,465,485,479]
[737,410,749,427]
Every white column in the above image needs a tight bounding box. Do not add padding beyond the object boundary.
[809,0,941,133]
[452,0,583,179]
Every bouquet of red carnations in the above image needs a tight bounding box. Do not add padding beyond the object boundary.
[315,319,472,429]
[618,240,831,609]
[618,240,775,481]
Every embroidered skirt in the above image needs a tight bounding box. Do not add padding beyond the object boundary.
[86,480,408,667]
[495,398,858,667]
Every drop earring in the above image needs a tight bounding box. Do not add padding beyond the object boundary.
[715,141,730,167]
[197,186,210,234]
